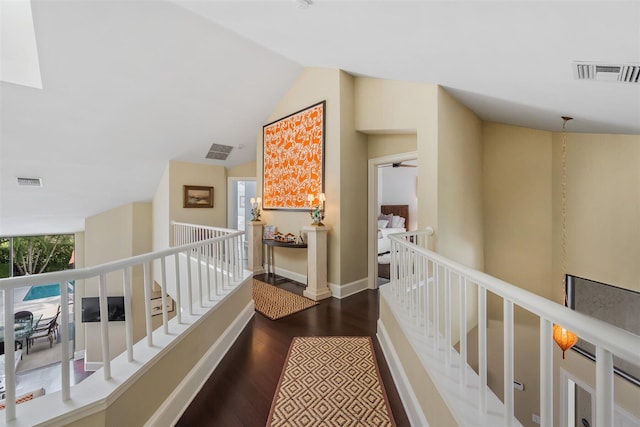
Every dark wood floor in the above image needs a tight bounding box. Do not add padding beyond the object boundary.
[177,273,410,426]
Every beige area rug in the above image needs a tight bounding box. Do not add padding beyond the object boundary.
[253,279,319,320]
[267,336,396,427]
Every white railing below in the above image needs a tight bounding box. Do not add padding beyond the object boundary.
[0,223,246,424]
[383,230,640,427]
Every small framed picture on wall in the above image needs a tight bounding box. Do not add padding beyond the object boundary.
[183,185,214,208]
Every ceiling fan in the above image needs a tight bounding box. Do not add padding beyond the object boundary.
[380,162,417,168]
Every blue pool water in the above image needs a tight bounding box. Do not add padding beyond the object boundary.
[22,281,73,301]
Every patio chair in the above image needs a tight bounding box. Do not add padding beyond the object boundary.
[33,305,60,340]
[29,317,57,349]
[14,311,33,324]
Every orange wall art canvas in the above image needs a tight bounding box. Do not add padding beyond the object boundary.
[262,101,325,210]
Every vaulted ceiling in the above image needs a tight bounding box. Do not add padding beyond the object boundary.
[1,1,638,236]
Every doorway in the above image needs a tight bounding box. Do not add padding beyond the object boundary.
[367,152,418,290]
[228,178,257,261]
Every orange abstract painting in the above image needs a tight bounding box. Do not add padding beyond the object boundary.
[262,101,325,210]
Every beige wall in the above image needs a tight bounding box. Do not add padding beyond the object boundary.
[558,132,640,293]
[367,134,417,159]
[257,68,342,283]
[338,71,369,284]
[481,122,553,426]
[484,123,554,303]
[435,87,484,344]
[169,160,227,228]
[552,131,640,421]
[83,202,152,363]
[437,87,484,270]
[227,160,257,178]
[354,76,439,235]
[482,124,640,423]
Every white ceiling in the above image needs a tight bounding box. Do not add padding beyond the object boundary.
[1,0,639,236]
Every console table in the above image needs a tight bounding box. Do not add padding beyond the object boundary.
[262,239,307,276]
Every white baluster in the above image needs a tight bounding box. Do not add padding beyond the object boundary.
[186,250,193,316]
[459,276,467,387]
[596,346,614,427]
[143,262,153,346]
[4,288,16,421]
[503,299,514,426]
[539,318,553,427]
[478,286,487,414]
[174,253,182,324]
[123,267,134,361]
[445,269,452,366]
[160,257,169,334]
[60,280,70,400]
[98,274,111,379]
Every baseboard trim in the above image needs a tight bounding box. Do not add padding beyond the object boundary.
[271,268,368,300]
[145,301,255,426]
[329,277,368,299]
[272,266,307,285]
[377,319,429,427]
[84,361,102,372]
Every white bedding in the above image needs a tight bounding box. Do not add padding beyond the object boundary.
[377,227,405,254]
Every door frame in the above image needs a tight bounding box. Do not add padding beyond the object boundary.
[227,177,256,230]
[367,151,418,290]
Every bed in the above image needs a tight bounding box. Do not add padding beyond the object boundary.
[377,205,409,279]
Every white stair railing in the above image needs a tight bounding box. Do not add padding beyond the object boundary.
[386,230,640,427]
[0,223,244,423]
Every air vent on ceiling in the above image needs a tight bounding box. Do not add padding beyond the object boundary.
[206,143,234,161]
[573,61,640,83]
[17,177,43,187]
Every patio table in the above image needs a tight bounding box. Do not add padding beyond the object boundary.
[0,314,43,355]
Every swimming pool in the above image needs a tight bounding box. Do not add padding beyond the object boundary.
[22,281,74,301]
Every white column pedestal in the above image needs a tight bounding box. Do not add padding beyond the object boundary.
[302,225,331,301]
[248,221,265,273]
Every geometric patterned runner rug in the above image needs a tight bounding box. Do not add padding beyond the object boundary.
[267,336,396,426]
[253,279,319,320]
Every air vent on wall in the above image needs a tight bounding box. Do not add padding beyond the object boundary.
[573,61,640,83]
[205,143,234,161]
[17,177,42,187]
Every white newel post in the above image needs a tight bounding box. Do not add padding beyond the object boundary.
[248,221,265,273]
[302,225,331,301]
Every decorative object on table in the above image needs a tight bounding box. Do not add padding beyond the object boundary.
[553,116,578,359]
[263,225,276,240]
[262,101,325,210]
[252,279,318,320]
[250,197,262,221]
[266,337,396,426]
[273,232,296,243]
[183,185,213,208]
[307,193,325,226]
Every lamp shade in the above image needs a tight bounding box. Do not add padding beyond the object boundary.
[553,324,578,359]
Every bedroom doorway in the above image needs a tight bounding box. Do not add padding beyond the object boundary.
[367,151,418,290]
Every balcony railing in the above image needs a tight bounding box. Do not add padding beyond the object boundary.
[384,230,640,427]
[0,223,245,424]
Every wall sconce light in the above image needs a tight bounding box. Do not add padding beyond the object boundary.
[308,193,325,226]
[250,197,262,221]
